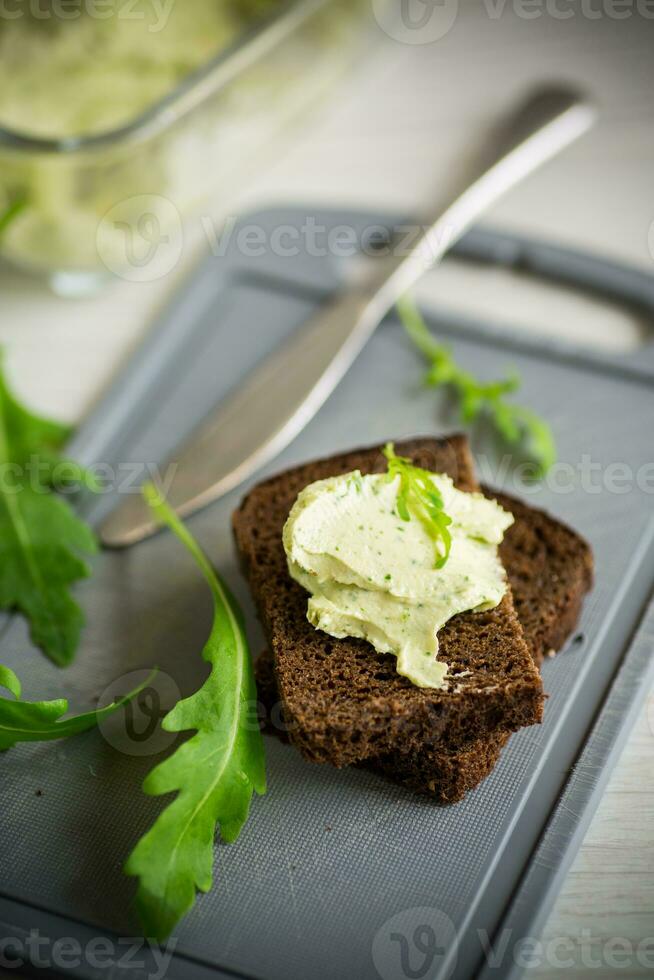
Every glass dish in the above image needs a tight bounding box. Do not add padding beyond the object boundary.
[0,0,372,294]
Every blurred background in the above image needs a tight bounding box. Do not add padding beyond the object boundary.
[2,1,653,419]
[1,1,653,976]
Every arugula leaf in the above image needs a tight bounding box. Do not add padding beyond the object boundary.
[0,355,98,665]
[397,294,556,477]
[0,197,26,239]
[383,442,452,568]
[125,484,266,941]
[0,663,154,751]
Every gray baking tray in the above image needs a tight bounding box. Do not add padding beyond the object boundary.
[1,207,653,980]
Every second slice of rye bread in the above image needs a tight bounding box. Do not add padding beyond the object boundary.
[233,436,545,768]
[254,487,593,802]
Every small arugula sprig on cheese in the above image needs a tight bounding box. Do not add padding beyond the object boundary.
[383,442,452,569]
[125,484,266,941]
[397,294,556,478]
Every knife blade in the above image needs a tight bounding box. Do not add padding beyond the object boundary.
[101,86,595,547]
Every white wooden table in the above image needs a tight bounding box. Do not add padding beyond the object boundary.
[1,4,653,976]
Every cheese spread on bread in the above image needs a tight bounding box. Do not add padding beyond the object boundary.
[283,471,513,689]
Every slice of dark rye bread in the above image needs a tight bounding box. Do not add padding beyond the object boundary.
[233,436,545,768]
[254,488,593,802]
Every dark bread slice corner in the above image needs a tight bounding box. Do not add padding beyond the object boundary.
[254,487,593,802]
[366,732,509,803]
[490,488,594,667]
[233,436,544,768]
[254,648,509,803]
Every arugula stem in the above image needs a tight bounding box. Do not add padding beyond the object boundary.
[397,294,555,477]
[142,484,221,603]
[0,667,156,749]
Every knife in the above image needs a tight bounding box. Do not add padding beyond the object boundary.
[101,86,596,548]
